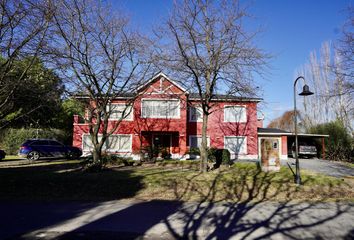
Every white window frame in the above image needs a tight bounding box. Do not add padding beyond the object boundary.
[107,103,133,121]
[141,99,180,119]
[189,106,203,122]
[189,135,210,148]
[224,136,247,155]
[82,134,133,152]
[224,105,247,123]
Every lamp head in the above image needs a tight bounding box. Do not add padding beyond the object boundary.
[299,84,314,96]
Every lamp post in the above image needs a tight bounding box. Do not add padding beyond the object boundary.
[293,76,313,185]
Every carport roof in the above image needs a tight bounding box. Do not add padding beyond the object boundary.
[258,128,329,137]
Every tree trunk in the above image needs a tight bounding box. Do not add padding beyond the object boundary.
[200,112,209,172]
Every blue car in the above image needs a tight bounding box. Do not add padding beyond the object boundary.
[19,139,82,161]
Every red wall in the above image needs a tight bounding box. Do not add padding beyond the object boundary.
[187,101,258,155]
[73,75,259,157]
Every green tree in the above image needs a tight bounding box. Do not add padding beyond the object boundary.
[0,58,64,129]
[308,120,353,162]
[0,0,53,127]
[54,98,85,144]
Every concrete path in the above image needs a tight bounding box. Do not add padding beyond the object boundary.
[282,158,354,178]
[1,200,353,239]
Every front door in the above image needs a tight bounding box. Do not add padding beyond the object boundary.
[153,134,171,158]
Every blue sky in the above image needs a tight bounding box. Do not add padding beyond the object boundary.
[113,0,351,125]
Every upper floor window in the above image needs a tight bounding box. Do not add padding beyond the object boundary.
[141,99,180,118]
[107,104,133,121]
[224,105,246,122]
[189,106,203,122]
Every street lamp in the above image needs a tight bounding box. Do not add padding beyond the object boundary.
[294,76,313,185]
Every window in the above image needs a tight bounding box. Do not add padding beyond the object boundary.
[224,106,246,122]
[224,136,247,154]
[141,99,180,118]
[106,135,132,151]
[189,135,210,148]
[107,104,133,120]
[82,134,132,152]
[189,106,203,122]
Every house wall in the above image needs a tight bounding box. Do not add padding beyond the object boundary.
[73,75,259,159]
[187,101,258,159]
[281,136,288,157]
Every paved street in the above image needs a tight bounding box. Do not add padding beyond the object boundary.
[1,200,353,239]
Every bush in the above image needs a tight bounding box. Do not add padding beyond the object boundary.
[188,147,200,155]
[0,128,67,154]
[83,154,134,167]
[309,120,353,162]
[214,149,231,166]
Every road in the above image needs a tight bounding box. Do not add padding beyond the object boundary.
[1,200,353,239]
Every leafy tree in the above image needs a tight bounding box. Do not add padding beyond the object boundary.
[309,120,353,162]
[54,98,84,144]
[0,0,53,127]
[0,58,64,129]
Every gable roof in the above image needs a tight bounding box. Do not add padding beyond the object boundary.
[137,72,188,93]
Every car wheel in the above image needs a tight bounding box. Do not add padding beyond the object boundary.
[27,151,40,161]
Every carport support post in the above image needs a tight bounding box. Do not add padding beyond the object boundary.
[322,137,325,159]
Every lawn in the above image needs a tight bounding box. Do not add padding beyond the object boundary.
[0,160,353,202]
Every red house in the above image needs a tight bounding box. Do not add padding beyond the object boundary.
[73,73,262,160]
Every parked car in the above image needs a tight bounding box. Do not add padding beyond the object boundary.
[0,149,6,160]
[19,139,82,161]
[291,141,317,158]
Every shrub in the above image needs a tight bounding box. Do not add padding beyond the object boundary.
[308,120,353,162]
[214,149,231,166]
[0,128,67,154]
[188,147,200,155]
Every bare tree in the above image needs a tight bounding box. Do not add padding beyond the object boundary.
[336,6,353,84]
[0,0,52,127]
[155,0,267,172]
[49,0,152,170]
[296,42,353,132]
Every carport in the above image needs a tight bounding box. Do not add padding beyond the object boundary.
[258,128,329,160]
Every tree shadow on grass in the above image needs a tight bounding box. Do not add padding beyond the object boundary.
[29,163,353,239]
[0,163,144,239]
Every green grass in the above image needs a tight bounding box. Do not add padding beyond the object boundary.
[2,155,23,161]
[0,161,352,202]
[344,162,354,168]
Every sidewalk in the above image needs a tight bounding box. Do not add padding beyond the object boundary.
[1,200,354,239]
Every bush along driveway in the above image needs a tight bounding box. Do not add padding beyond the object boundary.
[283,158,354,178]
